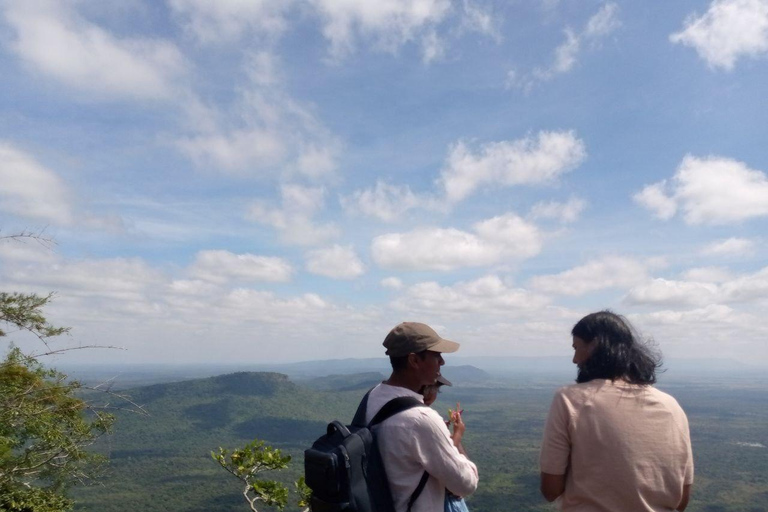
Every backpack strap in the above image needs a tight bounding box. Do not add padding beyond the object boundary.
[351,388,373,427]
[406,471,429,512]
[356,390,431,512]
[369,395,425,426]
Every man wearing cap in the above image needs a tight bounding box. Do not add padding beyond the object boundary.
[363,322,479,512]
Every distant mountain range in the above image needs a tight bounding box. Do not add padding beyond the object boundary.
[59,356,764,390]
[70,368,768,512]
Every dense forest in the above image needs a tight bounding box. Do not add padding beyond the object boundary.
[70,370,768,511]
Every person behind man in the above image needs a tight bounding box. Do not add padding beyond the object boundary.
[539,310,694,511]
[365,322,479,512]
[420,375,472,512]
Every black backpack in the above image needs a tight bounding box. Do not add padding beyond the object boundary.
[304,389,430,512]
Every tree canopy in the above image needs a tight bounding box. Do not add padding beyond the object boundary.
[1,292,114,512]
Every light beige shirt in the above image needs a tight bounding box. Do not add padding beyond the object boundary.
[366,383,479,512]
[540,379,694,512]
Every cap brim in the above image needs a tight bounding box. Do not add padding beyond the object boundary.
[429,337,460,353]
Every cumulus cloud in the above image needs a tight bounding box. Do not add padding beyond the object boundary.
[177,129,287,175]
[508,3,620,90]
[529,197,586,223]
[371,213,542,271]
[625,278,719,307]
[176,52,339,178]
[3,0,186,100]
[188,250,293,283]
[624,266,768,308]
[394,275,549,314]
[670,0,768,71]
[168,0,294,43]
[0,143,75,225]
[341,180,437,222]
[438,131,587,203]
[701,237,757,257]
[635,304,746,325]
[460,0,501,42]
[0,235,58,264]
[0,247,385,361]
[681,266,734,283]
[635,155,768,225]
[346,132,585,221]
[309,0,451,61]
[381,277,404,289]
[530,256,651,296]
[720,266,768,302]
[247,184,339,246]
[6,256,164,304]
[305,244,366,279]
[633,180,678,220]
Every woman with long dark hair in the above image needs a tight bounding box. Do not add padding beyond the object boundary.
[539,311,694,511]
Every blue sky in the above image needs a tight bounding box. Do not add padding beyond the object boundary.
[2,0,768,365]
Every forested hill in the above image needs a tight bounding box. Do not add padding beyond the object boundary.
[74,371,368,512]
[73,371,768,512]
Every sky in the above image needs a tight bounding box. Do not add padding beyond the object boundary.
[1,0,768,366]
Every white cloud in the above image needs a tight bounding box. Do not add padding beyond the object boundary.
[176,52,339,178]
[177,129,286,174]
[681,266,734,283]
[168,279,221,296]
[721,266,768,302]
[421,29,445,63]
[460,0,501,42]
[0,249,385,361]
[4,1,186,100]
[346,132,585,220]
[309,0,451,61]
[247,184,339,246]
[305,244,366,279]
[372,228,497,271]
[6,256,163,303]
[438,131,586,203]
[530,256,651,296]
[670,0,768,71]
[550,29,581,75]
[381,277,404,289]
[625,266,768,307]
[341,180,438,222]
[168,0,294,43]
[0,235,58,264]
[188,250,293,283]
[0,142,75,225]
[624,278,719,307]
[633,180,677,220]
[585,2,622,38]
[508,3,620,90]
[702,237,756,256]
[371,213,542,271]
[529,197,586,223]
[636,155,768,225]
[472,214,543,258]
[634,304,746,325]
[394,275,549,314]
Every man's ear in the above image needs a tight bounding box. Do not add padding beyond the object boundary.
[407,352,420,370]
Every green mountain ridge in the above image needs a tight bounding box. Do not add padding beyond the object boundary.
[72,371,768,512]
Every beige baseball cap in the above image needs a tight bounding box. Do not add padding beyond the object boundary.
[383,322,460,357]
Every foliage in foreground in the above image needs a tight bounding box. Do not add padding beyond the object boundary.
[1,292,115,512]
[213,439,311,512]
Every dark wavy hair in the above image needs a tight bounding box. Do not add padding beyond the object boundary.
[572,310,662,385]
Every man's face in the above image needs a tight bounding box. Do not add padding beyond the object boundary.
[417,350,445,386]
